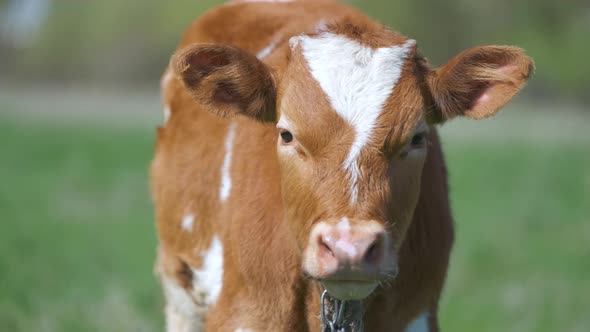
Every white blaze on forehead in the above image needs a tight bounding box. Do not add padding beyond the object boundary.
[220,122,237,202]
[181,214,195,232]
[405,312,430,332]
[192,236,224,306]
[299,33,415,204]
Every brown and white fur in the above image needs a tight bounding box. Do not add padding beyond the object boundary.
[151,0,534,331]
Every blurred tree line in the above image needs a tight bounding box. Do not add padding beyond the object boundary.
[1,0,588,103]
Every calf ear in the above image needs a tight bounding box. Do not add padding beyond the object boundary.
[172,43,277,123]
[427,46,534,122]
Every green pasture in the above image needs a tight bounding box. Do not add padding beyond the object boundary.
[1,89,588,331]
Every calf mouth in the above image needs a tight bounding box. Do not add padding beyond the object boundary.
[321,278,379,300]
[310,266,399,300]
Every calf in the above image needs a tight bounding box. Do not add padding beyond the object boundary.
[151,0,534,331]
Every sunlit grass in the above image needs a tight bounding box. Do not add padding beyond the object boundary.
[440,141,590,332]
[0,115,162,331]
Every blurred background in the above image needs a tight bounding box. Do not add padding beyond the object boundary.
[1,0,588,331]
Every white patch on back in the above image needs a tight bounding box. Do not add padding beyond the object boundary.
[300,33,415,204]
[405,312,430,332]
[191,236,224,306]
[181,214,195,233]
[234,328,255,332]
[220,122,237,202]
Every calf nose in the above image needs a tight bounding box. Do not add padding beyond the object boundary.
[316,226,386,273]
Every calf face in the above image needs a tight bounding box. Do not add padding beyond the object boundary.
[173,25,533,300]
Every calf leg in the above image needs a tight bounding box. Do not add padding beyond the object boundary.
[161,275,203,332]
[156,248,205,332]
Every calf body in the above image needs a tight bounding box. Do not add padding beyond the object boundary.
[151,1,533,331]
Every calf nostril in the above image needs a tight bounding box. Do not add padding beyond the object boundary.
[363,236,383,265]
[319,235,335,258]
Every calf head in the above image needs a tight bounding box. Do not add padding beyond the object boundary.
[173,24,533,300]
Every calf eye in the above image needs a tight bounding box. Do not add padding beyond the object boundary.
[411,132,426,147]
[280,130,294,144]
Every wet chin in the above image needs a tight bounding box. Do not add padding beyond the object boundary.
[321,281,378,300]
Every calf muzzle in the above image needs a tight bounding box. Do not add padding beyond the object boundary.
[304,219,397,300]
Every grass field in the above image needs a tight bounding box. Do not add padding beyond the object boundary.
[1,88,589,331]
